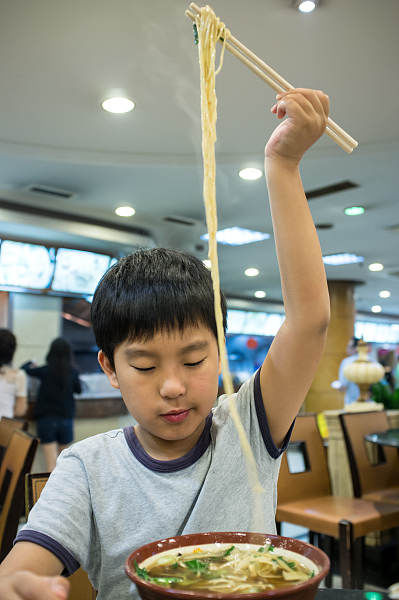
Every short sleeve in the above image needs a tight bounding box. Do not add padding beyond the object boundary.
[14,449,94,575]
[15,369,27,397]
[214,370,294,461]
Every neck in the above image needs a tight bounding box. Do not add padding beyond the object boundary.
[134,420,206,461]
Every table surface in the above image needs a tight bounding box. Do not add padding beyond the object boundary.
[317,590,388,600]
[365,428,399,447]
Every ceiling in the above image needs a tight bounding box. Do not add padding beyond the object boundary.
[0,0,398,317]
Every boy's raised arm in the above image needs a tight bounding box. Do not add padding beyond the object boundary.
[0,542,69,599]
[260,89,331,448]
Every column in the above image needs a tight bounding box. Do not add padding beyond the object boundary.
[305,280,361,412]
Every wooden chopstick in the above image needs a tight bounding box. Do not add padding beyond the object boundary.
[186,4,358,154]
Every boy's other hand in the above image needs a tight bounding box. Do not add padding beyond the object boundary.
[265,88,329,165]
[0,572,69,599]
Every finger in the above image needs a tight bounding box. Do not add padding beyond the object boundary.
[277,88,329,119]
[13,573,70,600]
[276,95,309,121]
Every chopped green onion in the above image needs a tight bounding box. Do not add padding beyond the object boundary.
[223,546,235,556]
[268,544,275,552]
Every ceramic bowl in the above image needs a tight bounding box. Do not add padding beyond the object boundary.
[125,531,330,600]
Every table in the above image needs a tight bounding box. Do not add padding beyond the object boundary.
[365,429,399,448]
[317,590,388,600]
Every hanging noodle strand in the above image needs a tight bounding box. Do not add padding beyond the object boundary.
[196,5,264,530]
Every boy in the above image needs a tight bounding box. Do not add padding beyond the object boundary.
[0,89,330,599]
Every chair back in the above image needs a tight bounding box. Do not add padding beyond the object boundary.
[339,411,399,497]
[278,414,331,504]
[0,430,38,561]
[25,473,97,600]
[0,417,29,465]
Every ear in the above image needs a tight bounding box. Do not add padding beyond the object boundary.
[98,350,120,389]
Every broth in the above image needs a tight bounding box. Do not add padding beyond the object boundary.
[136,542,317,593]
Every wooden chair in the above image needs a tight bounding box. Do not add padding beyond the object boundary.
[0,417,29,466]
[276,414,399,589]
[25,472,97,600]
[339,411,399,505]
[0,430,38,561]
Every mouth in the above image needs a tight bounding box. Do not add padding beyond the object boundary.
[160,409,191,424]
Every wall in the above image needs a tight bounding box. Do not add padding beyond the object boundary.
[10,292,61,367]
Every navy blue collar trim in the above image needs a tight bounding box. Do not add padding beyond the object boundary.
[123,413,213,473]
[254,368,294,459]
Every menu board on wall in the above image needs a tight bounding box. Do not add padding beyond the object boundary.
[0,240,55,289]
[51,248,111,295]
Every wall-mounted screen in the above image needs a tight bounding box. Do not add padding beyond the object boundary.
[52,248,110,295]
[0,240,54,289]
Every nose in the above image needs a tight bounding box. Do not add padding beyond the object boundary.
[159,371,186,400]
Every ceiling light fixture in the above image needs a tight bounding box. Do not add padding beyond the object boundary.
[201,226,270,246]
[239,167,263,181]
[245,267,260,277]
[371,305,382,313]
[102,97,135,114]
[322,253,364,266]
[254,290,266,298]
[344,206,365,216]
[379,290,391,298]
[115,206,136,217]
[368,263,384,272]
[296,0,317,14]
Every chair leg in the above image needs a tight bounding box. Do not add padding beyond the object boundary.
[352,537,364,589]
[309,531,317,546]
[320,535,333,588]
[339,520,354,588]
[276,521,281,535]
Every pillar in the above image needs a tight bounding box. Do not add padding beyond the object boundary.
[305,280,362,412]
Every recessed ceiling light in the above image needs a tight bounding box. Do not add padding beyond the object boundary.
[245,267,259,277]
[203,259,211,269]
[115,206,135,217]
[371,305,382,313]
[201,226,270,246]
[379,290,391,298]
[254,290,266,298]
[368,262,384,272]
[297,1,317,13]
[239,168,263,181]
[344,206,365,216]
[322,253,364,266]
[102,97,135,114]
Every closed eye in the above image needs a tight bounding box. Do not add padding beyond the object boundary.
[185,358,206,367]
[132,366,155,372]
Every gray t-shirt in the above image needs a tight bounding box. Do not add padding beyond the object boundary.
[15,370,293,600]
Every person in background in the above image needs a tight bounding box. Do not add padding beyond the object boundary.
[336,336,361,404]
[377,349,396,393]
[0,328,27,419]
[22,338,81,472]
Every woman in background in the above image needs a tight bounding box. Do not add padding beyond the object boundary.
[0,328,27,419]
[22,337,81,472]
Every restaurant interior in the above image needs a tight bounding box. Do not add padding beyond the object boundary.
[0,0,398,599]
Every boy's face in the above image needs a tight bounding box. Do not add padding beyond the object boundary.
[99,325,221,453]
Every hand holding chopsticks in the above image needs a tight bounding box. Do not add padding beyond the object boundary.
[186,3,358,154]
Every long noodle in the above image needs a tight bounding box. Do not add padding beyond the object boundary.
[196,5,264,530]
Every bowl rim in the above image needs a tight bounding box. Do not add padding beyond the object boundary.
[125,531,330,600]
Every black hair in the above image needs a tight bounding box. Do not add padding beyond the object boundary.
[46,337,73,388]
[0,329,17,367]
[91,248,227,369]
[351,336,360,348]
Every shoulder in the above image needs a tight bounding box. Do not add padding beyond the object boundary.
[61,428,127,462]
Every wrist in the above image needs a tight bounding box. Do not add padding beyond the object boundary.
[264,156,301,179]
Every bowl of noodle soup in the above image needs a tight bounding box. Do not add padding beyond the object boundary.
[125,531,330,600]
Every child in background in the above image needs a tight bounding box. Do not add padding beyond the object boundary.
[0,328,27,419]
[22,338,81,472]
[0,89,330,600]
